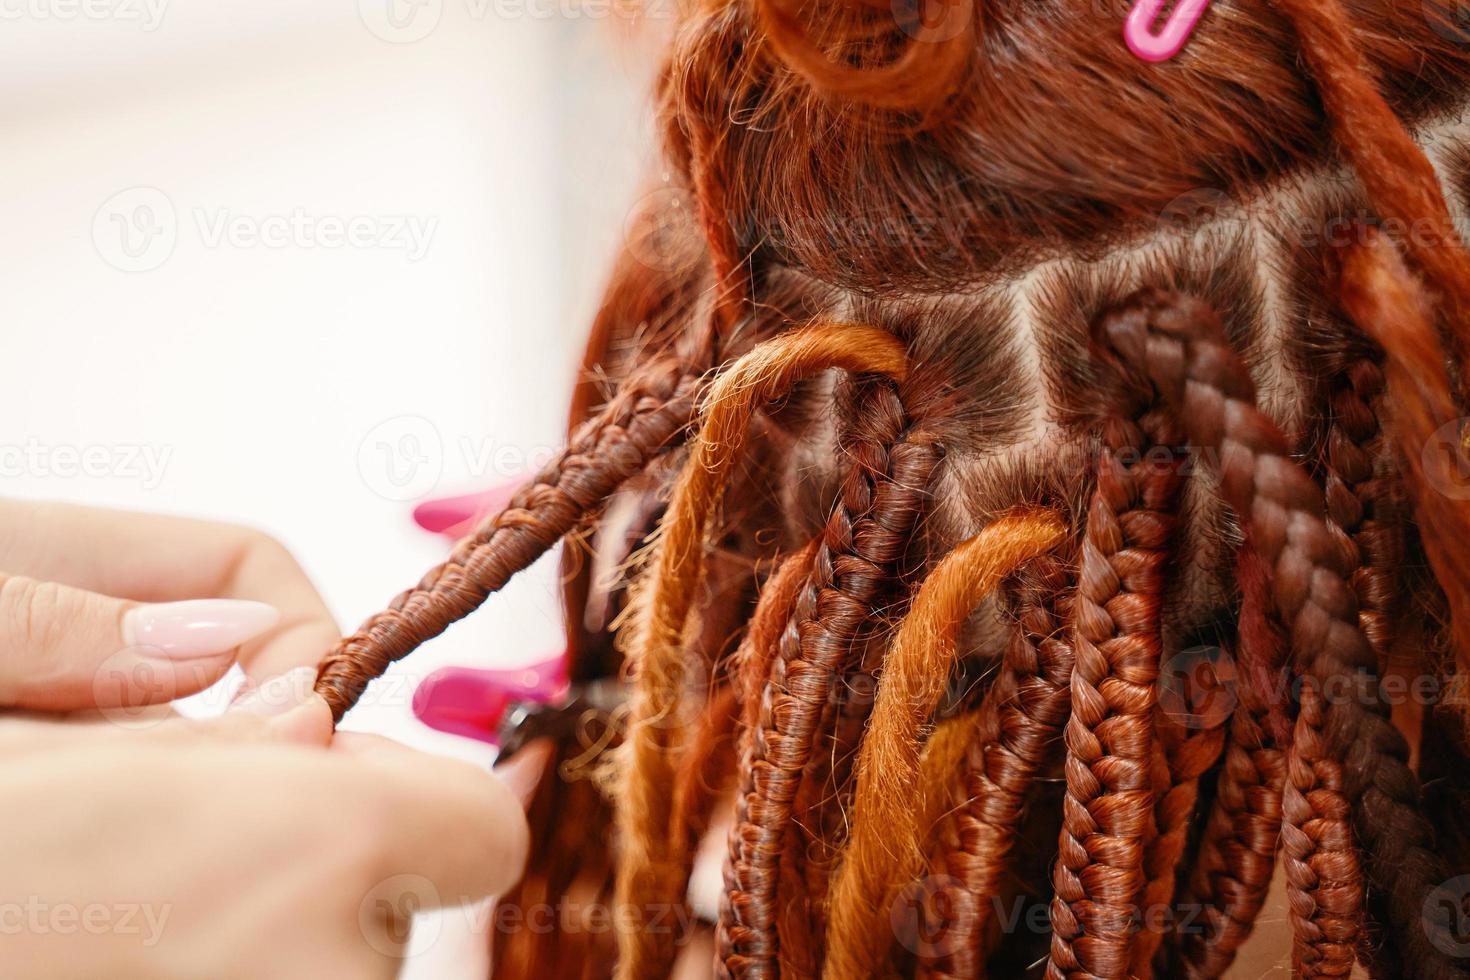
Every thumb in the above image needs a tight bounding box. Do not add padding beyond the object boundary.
[0,575,279,711]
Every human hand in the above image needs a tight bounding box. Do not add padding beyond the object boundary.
[0,498,338,713]
[0,686,529,979]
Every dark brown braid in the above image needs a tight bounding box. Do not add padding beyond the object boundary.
[1046,416,1188,979]
[921,552,1076,979]
[1091,288,1465,980]
[1167,546,1287,979]
[718,378,939,978]
[315,356,702,720]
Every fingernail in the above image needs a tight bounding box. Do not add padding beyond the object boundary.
[233,666,317,717]
[123,599,280,659]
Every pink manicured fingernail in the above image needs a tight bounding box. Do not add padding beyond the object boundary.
[232,665,316,716]
[122,599,280,659]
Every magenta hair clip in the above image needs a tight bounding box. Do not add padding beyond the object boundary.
[1124,0,1212,63]
[412,652,622,758]
[411,481,522,539]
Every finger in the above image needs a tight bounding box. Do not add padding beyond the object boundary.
[0,575,277,711]
[333,735,531,903]
[0,499,338,683]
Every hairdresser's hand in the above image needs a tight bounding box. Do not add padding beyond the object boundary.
[0,691,529,980]
[0,498,338,712]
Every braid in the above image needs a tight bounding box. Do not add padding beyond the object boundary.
[1274,0,1470,386]
[1092,288,1465,980]
[315,354,701,720]
[1337,230,1470,718]
[1281,678,1363,978]
[1168,546,1286,978]
[921,551,1076,979]
[824,511,1067,980]
[1046,410,1188,979]
[1133,691,1226,975]
[718,380,939,978]
[614,324,908,980]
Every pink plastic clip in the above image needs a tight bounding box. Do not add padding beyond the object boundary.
[412,652,569,746]
[1124,0,1211,62]
[412,480,522,540]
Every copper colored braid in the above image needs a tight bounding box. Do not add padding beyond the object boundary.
[1046,412,1188,980]
[736,544,821,733]
[1337,231,1470,718]
[1133,700,1226,975]
[1168,546,1287,979]
[1281,679,1362,978]
[314,355,701,720]
[719,383,940,979]
[919,552,1076,980]
[1319,360,1401,673]
[1274,0,1470,385]
[824,510,1068,980]
[615,324,908,980]
[1091,288,1465,980]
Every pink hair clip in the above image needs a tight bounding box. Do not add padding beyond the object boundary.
[412,651,621,759]
[411,480,522,540]
[1125,0,1212,63]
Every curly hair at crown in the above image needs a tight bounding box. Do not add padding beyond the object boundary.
[314,1,1470,977]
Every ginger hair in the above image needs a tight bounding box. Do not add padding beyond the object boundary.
[312,2,1470,977]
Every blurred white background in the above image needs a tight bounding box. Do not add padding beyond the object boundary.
[0,1,666,974]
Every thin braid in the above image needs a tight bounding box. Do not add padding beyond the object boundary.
[920,552,1076,979]
[1133,699,1227,975]
[1281,678,1362,978]
[719,383,940,979]
[824,511,1068,980]
[614,324,908,980]
[736,543,820,732]
[1336,230,1470,718]
[1313,352,1406,971]
[314,355,701,720]
[1168,546,1287,979]
[1318,360,1403,673]
[1092,288,1465,980]
[1046,415,1189,980]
